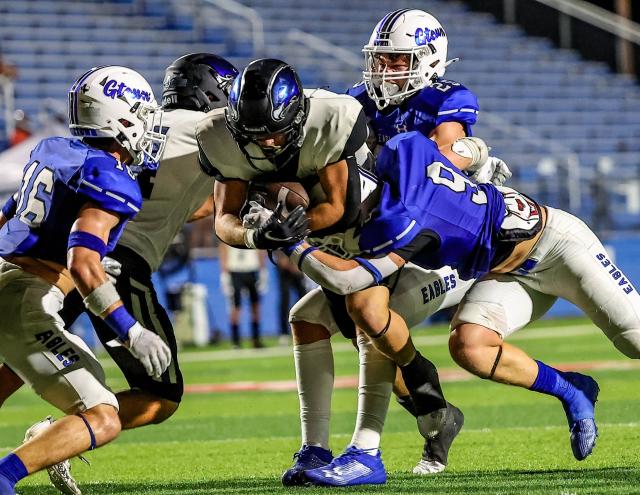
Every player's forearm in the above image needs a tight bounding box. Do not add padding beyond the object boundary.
[286,242,401,295]
[306,201,345,232]
[215,212,248,248]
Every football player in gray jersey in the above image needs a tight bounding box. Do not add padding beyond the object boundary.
[196,58,479,486]
[0,53,238,494]
[197,58,375,250]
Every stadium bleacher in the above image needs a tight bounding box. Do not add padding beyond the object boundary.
[1,0,639,229]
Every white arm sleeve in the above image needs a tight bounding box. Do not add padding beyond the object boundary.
[289,244,400,295]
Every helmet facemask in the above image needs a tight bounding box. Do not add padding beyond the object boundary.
[69,65,166,173]
[362,9,450,110]
[224,59,308,169]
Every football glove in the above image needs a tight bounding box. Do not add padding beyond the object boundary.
[242,200,273,230]
[127,322,172,379]
[468,156,512,186]
[244,203,309,250]
[101,256,122,285]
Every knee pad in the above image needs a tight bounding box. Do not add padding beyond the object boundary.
[289,288,340,336]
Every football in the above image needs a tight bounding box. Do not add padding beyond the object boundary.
[246,181,310,219]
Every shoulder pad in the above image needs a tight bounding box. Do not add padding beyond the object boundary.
[76,153,142,217]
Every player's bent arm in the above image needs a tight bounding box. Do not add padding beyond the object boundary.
[68,203,171,378]
[306,160,348,232]
[188,193,214,223]
[67,203,119,298]
[430,121,470,169]
[286,241,405,295]
[214,179,249,247]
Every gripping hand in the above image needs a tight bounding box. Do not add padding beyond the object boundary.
[244,203,309,250]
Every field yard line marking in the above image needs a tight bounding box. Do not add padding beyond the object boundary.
[98,324,596,368]
[95,323,598,369]
[184,359,640,394]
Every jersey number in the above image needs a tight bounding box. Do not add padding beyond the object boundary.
[426,161,487,205]
[16,160,54,227]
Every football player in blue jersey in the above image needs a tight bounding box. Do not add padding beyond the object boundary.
[0,66,170,495]
[284,8,511,482]
[284,131,640,485]
[0,54,237,494]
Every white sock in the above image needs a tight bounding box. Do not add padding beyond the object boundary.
[294,339,334,450]
[350,335,395,455]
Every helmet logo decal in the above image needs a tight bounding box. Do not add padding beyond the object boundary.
[414,27,446,46]
[100,77,152,102]
[271,69,300,122]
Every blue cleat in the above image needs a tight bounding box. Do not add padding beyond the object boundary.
[560,372,600,460]
[0,475,16,495]
[303,446,386,487]
[281,445,333,486]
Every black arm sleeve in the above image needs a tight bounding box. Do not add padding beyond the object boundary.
[392,230,440,262]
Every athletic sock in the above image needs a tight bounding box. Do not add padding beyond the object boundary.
[530,360,592,422]
[294,339,334,450]
[400,351,447,416]
[0,453,27,493]
[350,336,395,455]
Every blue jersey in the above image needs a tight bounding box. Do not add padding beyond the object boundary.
[346,79,479,146]
[358,132,506,280]
[0,137,142,265]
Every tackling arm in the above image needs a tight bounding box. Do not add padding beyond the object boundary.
[285,241,405,295]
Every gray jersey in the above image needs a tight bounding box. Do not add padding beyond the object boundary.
[196,89,370,203]
[119,108,213,272]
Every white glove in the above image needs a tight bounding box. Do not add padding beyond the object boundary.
[101,256,122,284]
[452,137,489,168]
[220,271,233,296]
[242,201,274,229]
[127,322,172,379]
[257,267,268,294]
[467,156,512,186]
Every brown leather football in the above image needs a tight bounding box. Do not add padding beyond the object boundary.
[246,181,310,218]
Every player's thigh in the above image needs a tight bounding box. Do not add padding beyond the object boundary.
[451,274,557,338]
[290,287,344,337]
[93,269,184,403]
[388,264,475,329]
[536,209,640,356]
[0,269,117,414]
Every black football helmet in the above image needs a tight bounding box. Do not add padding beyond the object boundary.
[225,58,308,166]
[162,53,238,112]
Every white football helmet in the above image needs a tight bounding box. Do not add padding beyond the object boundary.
[68,65,166,169]
[363,9,453,109]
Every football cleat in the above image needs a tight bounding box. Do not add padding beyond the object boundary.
[0,473,17,495]
[24,416,83,495]
[414,402,464,475]
[281,445,333,486]
[560,372,600,460]
[303,446,386,487]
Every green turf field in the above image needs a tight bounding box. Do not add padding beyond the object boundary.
[2,317,639,494]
